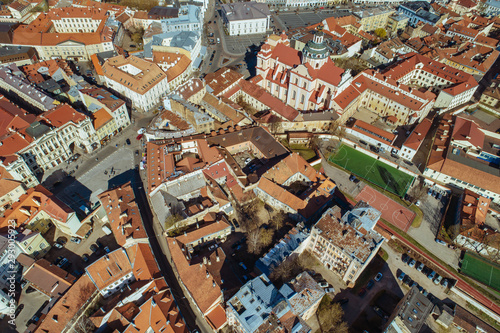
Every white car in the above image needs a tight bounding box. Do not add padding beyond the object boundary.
[319,281,329,288]
[137,128,146,135]
[375,273,383,282]
[434,275,443,285]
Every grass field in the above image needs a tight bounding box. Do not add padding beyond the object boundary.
[329,144,414,197]
[461,252,500,292]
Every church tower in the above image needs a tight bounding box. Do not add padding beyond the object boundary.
[302,29,330,69]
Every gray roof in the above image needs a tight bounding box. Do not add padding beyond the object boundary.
[145,30,200,58]
[255,228,308,275]
[222,2,271,21]
[386,286,432,333]
[0,64,56,110]
[25,121,51,139]
[342,200,381,232]
[0,45,34,58]
[148,6,179,18]
[228,274,288,333]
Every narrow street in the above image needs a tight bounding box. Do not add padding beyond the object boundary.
[133,170,213,333]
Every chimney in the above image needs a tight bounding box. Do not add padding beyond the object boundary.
[203,257,207,264]
[206,271,210,279]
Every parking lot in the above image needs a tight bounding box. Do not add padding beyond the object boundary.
[222,31,268,55]
[332,243,454,331]
[274,11,349,30]
[41,213,120,276]
[10,286,50,332]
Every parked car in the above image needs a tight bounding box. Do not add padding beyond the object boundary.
[319,281,329,288]
[104,246,111,254]
[339,298,349,305]
[54,242,63,249]
[126,138,131,145]
[435,239,447,246]
[54,256,64,265]
[417,262,425,272]
[82,254,89,262]
[422,289,429,296]
[208,244,218,251]
[404,276,413,286]
[409,259,416,268]
[90,244,98,253]
[85,229,93,239]
[57,258,69,268]
[375,273,383,282]
[359,140,368,145]
[398,272,406,281]
[324,287,335,293]
[402,254,410,264]
[433,275,443,285]
[96,241,104,248]
[57,238,67,245]
[427,271,436,280]
[70,237,81,244]
[442,279,449,288]
[367,280,375,290]
[15,304,24,316]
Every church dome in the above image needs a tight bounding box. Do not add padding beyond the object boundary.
[302,31,329,60]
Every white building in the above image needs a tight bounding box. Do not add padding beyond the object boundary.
[221,2,270,36]
[101,55,169,112]
[160,5,201,33]
[256,31,352,112]
[11,7,115,61]
[399,118,432,161]
[307,204,384,287]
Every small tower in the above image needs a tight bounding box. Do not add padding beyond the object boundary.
[302,27,330,69]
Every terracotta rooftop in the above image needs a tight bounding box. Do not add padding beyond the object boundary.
[98,182,147,247]
[92,108,113,130]
[205,67,244,96]
[33,274,97,333]
[166,237,223,314]
[23,259,75,297]
[79,86,125,111]
[403,118,432,151]
[101,55,168,95]
[0,185,73,232]
[452,117,484,149]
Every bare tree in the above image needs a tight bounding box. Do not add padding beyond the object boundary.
[247,228,274,254]
[271,211,286,231]
[74,316,95,333]
[317,296,348,333]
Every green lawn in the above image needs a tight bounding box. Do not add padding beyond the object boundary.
[329,144,414,197]
[290,144,318,162]
[461,252,500,292]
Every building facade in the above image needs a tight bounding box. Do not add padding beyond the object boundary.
[221,2,270,36]
[307,204,384,286]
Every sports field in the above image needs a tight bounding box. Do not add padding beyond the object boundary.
[461,252,500,292]
[329,144,415,197]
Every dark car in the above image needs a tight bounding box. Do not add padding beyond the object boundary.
[232,219,240,228]
[402,253,410,264]
[126,138,131,145]
[90,244,98,253]
[15,304,24,316]
[359,140,368,145]
[85,229,93,238]
[96,241,104,248]
[366,280,375,290]
[339,298,349,305]
[82,254,90,262]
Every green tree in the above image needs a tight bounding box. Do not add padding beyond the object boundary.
[375,28,387,39]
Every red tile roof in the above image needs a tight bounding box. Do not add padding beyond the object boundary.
[98,182,147,247]
[403,118,432,150]
[452,117,484,149]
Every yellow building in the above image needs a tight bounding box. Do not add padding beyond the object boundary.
[354,7,395,32]
[16,230,51,259]
[387,14,409,34]
[479,82,500,109]
[92,108,118,144]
